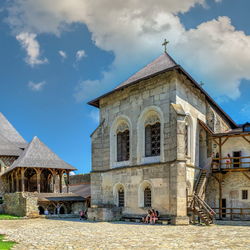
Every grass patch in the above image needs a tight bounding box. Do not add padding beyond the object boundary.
[0,235,16,250]
[0,214,21,220]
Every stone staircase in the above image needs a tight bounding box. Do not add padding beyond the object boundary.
[188,165,216,225]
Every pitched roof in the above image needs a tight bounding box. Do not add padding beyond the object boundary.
[0,133,23,156]
[0,113,27,148]
[63,183,91,198]
[115,53,177,89]
[88,52,237,129]
[4,136,76,174]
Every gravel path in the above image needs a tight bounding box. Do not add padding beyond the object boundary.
[0,219,250,249]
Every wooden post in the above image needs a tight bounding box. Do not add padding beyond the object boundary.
[21,168,25,192]
[59,171,63,193]
[66,171,70,193]
[219,137,222,171]
[37,169,41,193]
[11,173,14,193]
[219,174,222,220]
[15,170,19,192]
[51,170,56,193]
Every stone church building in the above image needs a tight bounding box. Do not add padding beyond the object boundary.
[88,52,250,224]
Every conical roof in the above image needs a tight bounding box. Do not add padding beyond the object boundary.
[0,112,27,148]
[4,136,76,174]
[0,133,23,156]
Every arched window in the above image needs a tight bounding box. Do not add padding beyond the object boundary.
[145,122,160,157]
[144,187,152,207]
[118,187,125,207]
[185,116,192,159]
[117,122,130,162]
[113,183,125,207]
[145,114,161,157]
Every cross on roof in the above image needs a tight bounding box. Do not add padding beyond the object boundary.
[162,39,169,53]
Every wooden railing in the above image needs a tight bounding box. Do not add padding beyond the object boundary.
[213,207,250,220]
[212,156,250,170]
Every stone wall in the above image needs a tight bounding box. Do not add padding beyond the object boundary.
[69,174,90,185]
[91,162,189,219]
[3,192,39,217]
[92,71,177,172]
[71,202,87,215]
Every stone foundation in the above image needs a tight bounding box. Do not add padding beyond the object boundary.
[88,207,122,221]
[171,216,190,225]
[3,192,39,217]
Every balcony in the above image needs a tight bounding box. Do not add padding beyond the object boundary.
[212,156,250,172]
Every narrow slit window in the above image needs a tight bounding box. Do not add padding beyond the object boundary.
[144,187,152,207]
[118,188,124,207]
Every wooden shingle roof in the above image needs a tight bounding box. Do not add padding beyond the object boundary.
[0,112,27,148]
[0,133,23,156]
[4,136,76,174]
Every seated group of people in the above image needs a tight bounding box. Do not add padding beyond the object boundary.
[142,209,159,224]
[79,209,88,220]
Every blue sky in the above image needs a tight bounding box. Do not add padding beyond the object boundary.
[0,0,250,173]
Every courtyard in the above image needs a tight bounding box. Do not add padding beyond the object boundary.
[0,219,250,249]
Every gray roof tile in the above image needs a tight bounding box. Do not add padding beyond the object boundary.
[116,53,177,89]
[0,113,27,148]
[0,133,23,156]
[4,136,76,174]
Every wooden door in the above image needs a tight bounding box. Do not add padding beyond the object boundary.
[233,151,241,168]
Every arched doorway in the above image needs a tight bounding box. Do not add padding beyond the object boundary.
[38,206,45,215]
[40,169,53,193]
[59,206,66,214]
[24,168,37,192]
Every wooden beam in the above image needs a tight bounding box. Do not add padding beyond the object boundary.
[243,172,250,181]
[243,136,250,144]
[212,138,220,146]
[221,137,229,146]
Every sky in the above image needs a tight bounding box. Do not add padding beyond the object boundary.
[0,0,250,173]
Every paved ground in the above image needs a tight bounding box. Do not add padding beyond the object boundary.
[0,219,250,249]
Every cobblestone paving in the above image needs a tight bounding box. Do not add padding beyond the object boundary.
[0,219,250,249]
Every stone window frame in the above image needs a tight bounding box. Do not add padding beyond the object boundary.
[113,183,126,207]
[138,180,153,208]
[137,106,164,165]
[110,116,132,168]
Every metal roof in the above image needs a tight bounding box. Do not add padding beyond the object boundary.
[88,53,237,129]
[0,112,27,148]
[4,136,76,174]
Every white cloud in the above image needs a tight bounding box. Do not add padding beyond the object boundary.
[58,50,67,59]
[6,0,250,101]
[76,50,86,61]
[16,32,48,66]
[28,81,46,91]
[240,103,250,118]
